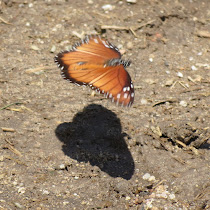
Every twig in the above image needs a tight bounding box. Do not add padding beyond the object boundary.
[100,19,156,37]
[179,81,188,89]
[175,139,187,147]
[0,102,22,110]
[2,127,16,132]
[152,180,166,191]
[5,155,26,166]
[3,141,22,157]
[132,19,156,31]
[153,99,177,107]
[0,16,12,25]
[170,81,188,89]
[129,27,138,37]
[195,30,210,38]
[25,65,55,74]
[101,25,129,30]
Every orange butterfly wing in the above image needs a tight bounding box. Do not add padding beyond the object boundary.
[54,36,134,107]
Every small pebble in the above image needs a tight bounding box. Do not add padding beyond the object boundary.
[102,4,114,11]
[158,192,168,198]
[42,190,50,195]
[169,193,176,199]
[197,52,202,56]
[141,99,148,105]
[165,79,174,86]
[177,72,183,78]
[191,65,198,71]
[14,202,23,208]
[149,58,153,62]
[142,173,151,180]
[50,45,56,53]
[164,61,169,67]
[28,3,33,7]
[31,45,40,51]
[148,175,156,182]
[179,100,188,107]
[63,201,70,205]
[125,196,131,200]
[13,181,18,186]
[17,187,26,194]
[126,0,137,3]
[165,70,170,74]
[59,164,65,169]
[189,57,193,61]
[87,0,93,4]
[126,41,133,49]
[26,22,30,27]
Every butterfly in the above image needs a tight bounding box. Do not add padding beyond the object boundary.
[54,35,134,107]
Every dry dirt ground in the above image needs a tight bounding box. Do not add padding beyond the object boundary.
[0,0,210,209]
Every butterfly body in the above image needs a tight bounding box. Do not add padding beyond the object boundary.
[55,35,134,107]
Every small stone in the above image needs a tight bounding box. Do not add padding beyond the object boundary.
[14,202,23,208]
[126,41,133,49]
[149,58,153,62]
[189,57,193,61]
[102,4,114,11]
[148,175,156,181]
[50,45,56,53]
[13,181,18,186]
[59,164,65,169]
[191,65,198,71]
[169,193,176,199]
[177,72,183,78]
[140,99,148,105]
[28,3,33,7]
[164,61,169,67]
[165,79,174,86]
[63,201,69,205]
[31,45,40,51]
[126,0,137,3]
[87,0,93,4]
[17,187,26,194]
[197,52,202,56]
[142,173,151,180]
[26,22,30,27]
[125,196,131,200]
[43,190,50,195]
[179,100,187,107]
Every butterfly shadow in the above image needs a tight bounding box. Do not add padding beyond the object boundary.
[55,104,135,180]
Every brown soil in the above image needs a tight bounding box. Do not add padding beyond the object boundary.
[0,0,209,209]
